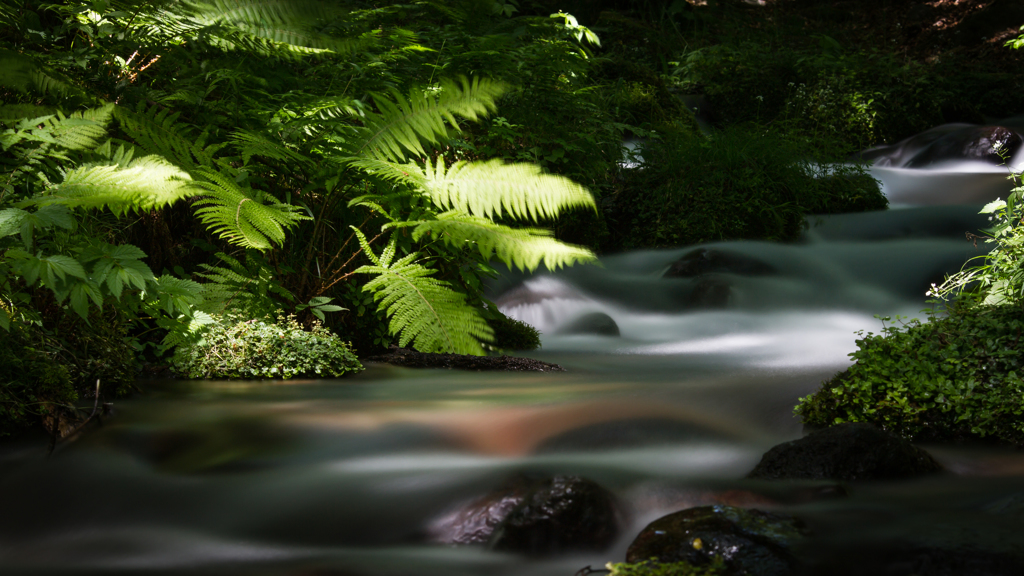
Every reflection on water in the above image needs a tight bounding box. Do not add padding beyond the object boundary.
[4,148,1024,574]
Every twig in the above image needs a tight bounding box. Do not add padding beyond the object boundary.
[47,379,103,455]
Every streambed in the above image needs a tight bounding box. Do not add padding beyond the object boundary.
[3,124,1024,575]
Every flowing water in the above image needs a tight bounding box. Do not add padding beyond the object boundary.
[4,124,1024,575]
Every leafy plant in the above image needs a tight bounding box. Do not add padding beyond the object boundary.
[931,188,1024,307]
[609,126,886,250]
[171,313,362,380]
[796,308,1024,446]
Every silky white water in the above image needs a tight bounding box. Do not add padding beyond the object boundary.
[3,127,1024,575]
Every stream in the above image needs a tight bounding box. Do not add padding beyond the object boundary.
[3,122,1024,575]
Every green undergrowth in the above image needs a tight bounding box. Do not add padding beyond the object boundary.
[796,305,1024,445]
[485,311,541,352]
[605,558,726,576]
[0,311,136,438]
[172,314,362,380]
[609,126,887,250]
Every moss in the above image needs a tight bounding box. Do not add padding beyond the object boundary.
[606,558,727,576]
[797,305,1024,445]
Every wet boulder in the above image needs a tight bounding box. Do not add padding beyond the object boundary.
[556,312,620,337]
[429,474,621,555]
[747,423,942,481]
[905,125,1022,168]
[487,475,621,555]
[664,248,776,279]
[626,505,808,576]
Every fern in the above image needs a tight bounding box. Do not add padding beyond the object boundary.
[229,129,310,166]
[36,155,197,215]
[194,251,292,316]
[414,157,596,221]
[114,104,224,170]
[192,168,310,250]
[350,77,508,162]
[410,212,596,272]
[353,228,493,355]
[185,0,361,57]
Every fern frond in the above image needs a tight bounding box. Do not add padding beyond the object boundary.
[191,168,310,250]
[37,155,197,214]
[351,77,508,162]
[114,104,223,170]
[344,157,428,189]
[186,0,359,56]
[354,233,493,355]
[411,212,596,272]
[229,129,310,166]
[417,157,595,221]
[0,49,86,100]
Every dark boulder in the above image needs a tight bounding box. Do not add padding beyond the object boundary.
[664,248,776,279]
[487,475,621,555]
[626,505,808,576]
[906,125,1022,168]
[556,312,620,337]
[747,423,942,481]
[429,474,620,555]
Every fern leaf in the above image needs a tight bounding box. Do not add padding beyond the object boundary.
[417,157,596,221]
[37,155,197,214]
[355,235,493,355]
[352,77,508,163]
[192,168,310,250]
[411,212,596,272]
[187,0,360,56]
[114,104,224,170]
[229,129,310,166]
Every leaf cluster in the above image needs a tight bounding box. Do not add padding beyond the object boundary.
[172,313,362,380]
[796,307,1024,446]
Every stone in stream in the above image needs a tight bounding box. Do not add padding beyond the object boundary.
[664,248,776,279]
[428,474,621,555]
[555,311,620,337]
[626,505,809,576]
[905,125,1023,168]
[747,423,942,481]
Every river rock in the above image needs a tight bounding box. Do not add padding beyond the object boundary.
[905,125,1022,168]
[486,475,621,555]
[429,474,620,555]
[555,312,620,336]
[747,423,942,481]
[664,248,776,278]
[363,347,564,372]
[625,505,808,576]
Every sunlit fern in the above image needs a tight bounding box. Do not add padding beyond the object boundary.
[353,228,493,355]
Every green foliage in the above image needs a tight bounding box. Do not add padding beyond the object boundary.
[671,39,957,151]
[172,313,362,379]
[605,558,726,576]
[0,310,136,437]
[485,310,540,352]
[932,189,1024,307]
[796,307,1024,446]
[354,230,494,356]
[610,126,887,250]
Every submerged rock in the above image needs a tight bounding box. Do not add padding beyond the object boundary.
[488,475,620,555]
[363,347,564,372]
[626,505,808,576]
[747,423,942,481]
[429,474,620,555]
[664,248,776,279]
[556,311,620,337]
